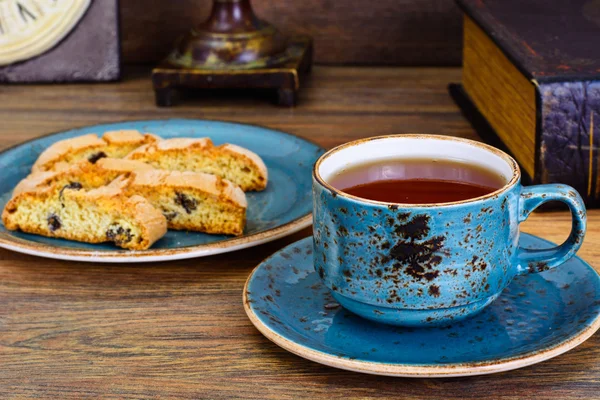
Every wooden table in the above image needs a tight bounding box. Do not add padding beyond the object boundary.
[1,67,599,399]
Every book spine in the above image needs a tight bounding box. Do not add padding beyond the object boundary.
[539,81,600,205]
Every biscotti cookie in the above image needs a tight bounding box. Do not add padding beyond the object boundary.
[12,158,248,236]
[129,169,247,236]
[13,158,155,197]
[2,177,167,250]
[126,138,268,191]
[32,130,160,172]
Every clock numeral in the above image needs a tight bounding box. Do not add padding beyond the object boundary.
[17,2,38,23]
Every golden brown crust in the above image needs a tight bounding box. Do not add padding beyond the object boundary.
[81,178,168,248]
[103,130,149,145]
[15,158,245,208]
[2,177,167,250]
[127,195,169,248]
[155,137,212,151]
[103,131,160,159]
[12,169,63,197]
[2,185,52,224]
[31,130,160,172]
[96,157,155,174]
[128,170,247,236]
[131,169,247,208]
[9,157,247,238]
[13,159,154,197]
[32,134,105,172]
[220,143,269,185]
[125,137,268,191]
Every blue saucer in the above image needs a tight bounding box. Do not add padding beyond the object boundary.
[244,234,600,377]
[0,119,324,262]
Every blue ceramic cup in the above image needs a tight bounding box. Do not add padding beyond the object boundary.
[312,135,586,327]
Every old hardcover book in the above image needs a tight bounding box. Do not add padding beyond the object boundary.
[453,0,600,205]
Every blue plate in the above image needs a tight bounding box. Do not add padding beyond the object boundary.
[244,234,600,377]
[0,119,324,262]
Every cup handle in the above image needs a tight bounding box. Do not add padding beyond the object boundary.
[516,184,586,275]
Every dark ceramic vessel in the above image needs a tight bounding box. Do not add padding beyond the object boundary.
[312,135,586,326]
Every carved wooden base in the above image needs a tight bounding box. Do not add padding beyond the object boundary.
[152,36,312,107]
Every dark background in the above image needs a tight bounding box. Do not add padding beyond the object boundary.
[119,0,463,66]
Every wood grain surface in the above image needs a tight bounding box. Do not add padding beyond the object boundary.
[1,67,599,399]
[119,0,463,66]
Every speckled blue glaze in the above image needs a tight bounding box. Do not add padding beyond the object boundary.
[0,119,324,252]
[312,139,586,327]
[245,235,600,375]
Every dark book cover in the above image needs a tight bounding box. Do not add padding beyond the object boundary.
[454,0,600,204]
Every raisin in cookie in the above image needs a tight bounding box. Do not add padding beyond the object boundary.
[13,158,154,197]
[2,177,167,250]
[32,130,160,172]
[129,169,247,236]
[12,158,247,236]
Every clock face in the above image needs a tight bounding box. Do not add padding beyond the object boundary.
[0,0,91,66]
